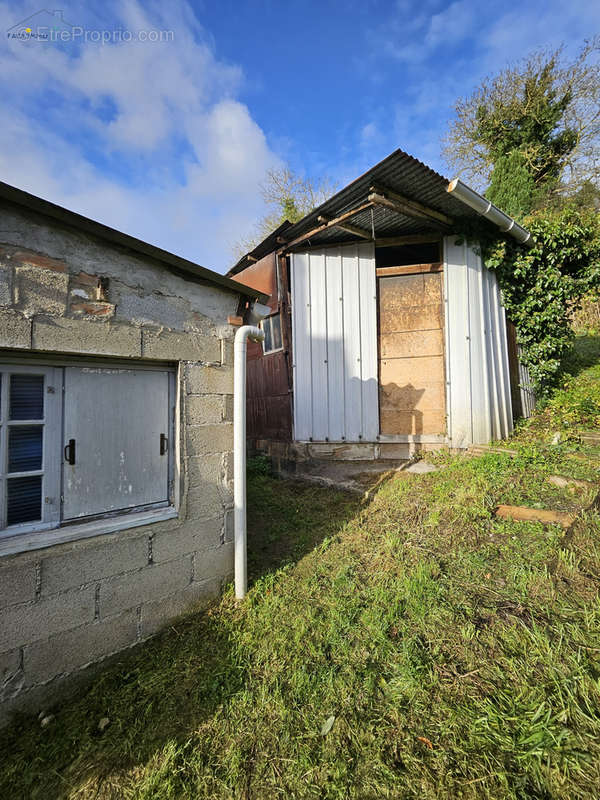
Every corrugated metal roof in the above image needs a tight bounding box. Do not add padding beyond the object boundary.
[230,149,506,263]
[280,149,482,247]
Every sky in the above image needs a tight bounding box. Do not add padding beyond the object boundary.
[0,0,599,273]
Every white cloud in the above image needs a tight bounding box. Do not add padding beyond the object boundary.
[0,0,280,270]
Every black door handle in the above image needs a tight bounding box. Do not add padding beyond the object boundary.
[64,439,76,465]
[160,433,168,456]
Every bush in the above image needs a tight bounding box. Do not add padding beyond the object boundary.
[485,205,600,394]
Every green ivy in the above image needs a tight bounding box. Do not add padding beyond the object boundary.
[483,206,600,395]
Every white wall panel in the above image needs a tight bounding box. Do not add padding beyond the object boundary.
[325,252,345,441]
[291,243,378,442]
[291,252,312,441]
[443,236,514,447]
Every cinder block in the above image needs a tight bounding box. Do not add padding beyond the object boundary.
[0,561,37,609]
[152,518,222,563]
[0,309,31,349]
[187,453,224,488]
[142,329,220,362]
[0,263,11,305]
[223,451,234,486]
[194,542,233,583]
[23,609,138,686]
[0,648,21,688]
[15,265,68,315]
[0,586,96,652]
[41,535,148,596]
[221,338,234,366]
[139,577,220,638]
[185,482,226,520]
[187,424,233,457]
[186,364,233,395]
[114,291,188,331]
[223,394,234,422]
[186,394,225,425]
[98,557,192,617]
[33,317,141,357]
[224,508,233,542]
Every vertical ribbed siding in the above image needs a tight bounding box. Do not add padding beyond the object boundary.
[443,236,514,447]
[291,243,378,442]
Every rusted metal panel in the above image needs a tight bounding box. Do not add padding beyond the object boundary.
[378,269,446,436]
[247,394,292,441]
[231,253,293,442]
[230,252,278,310]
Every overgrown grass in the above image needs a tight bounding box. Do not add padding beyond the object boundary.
[1,338,600,799]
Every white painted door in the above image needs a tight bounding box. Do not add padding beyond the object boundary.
[62,367,169,520]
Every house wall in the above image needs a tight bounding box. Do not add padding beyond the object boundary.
[0,200,240,727]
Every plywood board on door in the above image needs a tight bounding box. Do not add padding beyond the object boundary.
[378,269,446,436]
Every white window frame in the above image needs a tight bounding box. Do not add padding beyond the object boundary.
[0,358,177,548]
[260,312,283,355]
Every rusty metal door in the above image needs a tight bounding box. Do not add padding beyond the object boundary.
[378,268,446,435]
[62,367,170,520]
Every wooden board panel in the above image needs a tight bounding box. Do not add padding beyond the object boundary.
[380,355,444,386]
[379,329,443,359]
[379,379,446,412]
[376,262,442,277]
[379,304,443,334]
[379,409,446,435]
[378,271,445,436]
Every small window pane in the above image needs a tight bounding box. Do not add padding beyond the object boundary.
[271,314,282,350]
[10,374,44,420]
[263,319,273,352]
[8,426,43,472]
[7,475,42,525]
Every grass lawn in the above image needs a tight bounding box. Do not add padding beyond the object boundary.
[1,337,600,799]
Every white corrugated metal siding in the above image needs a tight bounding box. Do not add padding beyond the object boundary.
[443,236,514,447]
[291,243,379,442]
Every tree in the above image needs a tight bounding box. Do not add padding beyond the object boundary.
[444,40,600,217]
[232,166,336,261]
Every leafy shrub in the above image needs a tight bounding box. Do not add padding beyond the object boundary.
[485,205,600,395]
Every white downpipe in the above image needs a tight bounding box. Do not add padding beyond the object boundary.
[234,324,264,600]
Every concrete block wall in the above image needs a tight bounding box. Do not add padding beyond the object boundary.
[0,200,242,726]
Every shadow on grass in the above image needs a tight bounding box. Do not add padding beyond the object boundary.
[0,473,362,800]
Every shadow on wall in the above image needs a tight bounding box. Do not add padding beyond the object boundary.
[294,333,432,439]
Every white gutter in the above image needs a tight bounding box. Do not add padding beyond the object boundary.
[447,178,532,246]
[233,311,268,600]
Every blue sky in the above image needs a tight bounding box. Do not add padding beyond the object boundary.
[1,0,599,272]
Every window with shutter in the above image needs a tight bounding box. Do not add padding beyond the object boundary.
[0,361,174,540]
[63,368,171,520]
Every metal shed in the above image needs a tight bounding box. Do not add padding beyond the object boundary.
[230,149,534,462]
